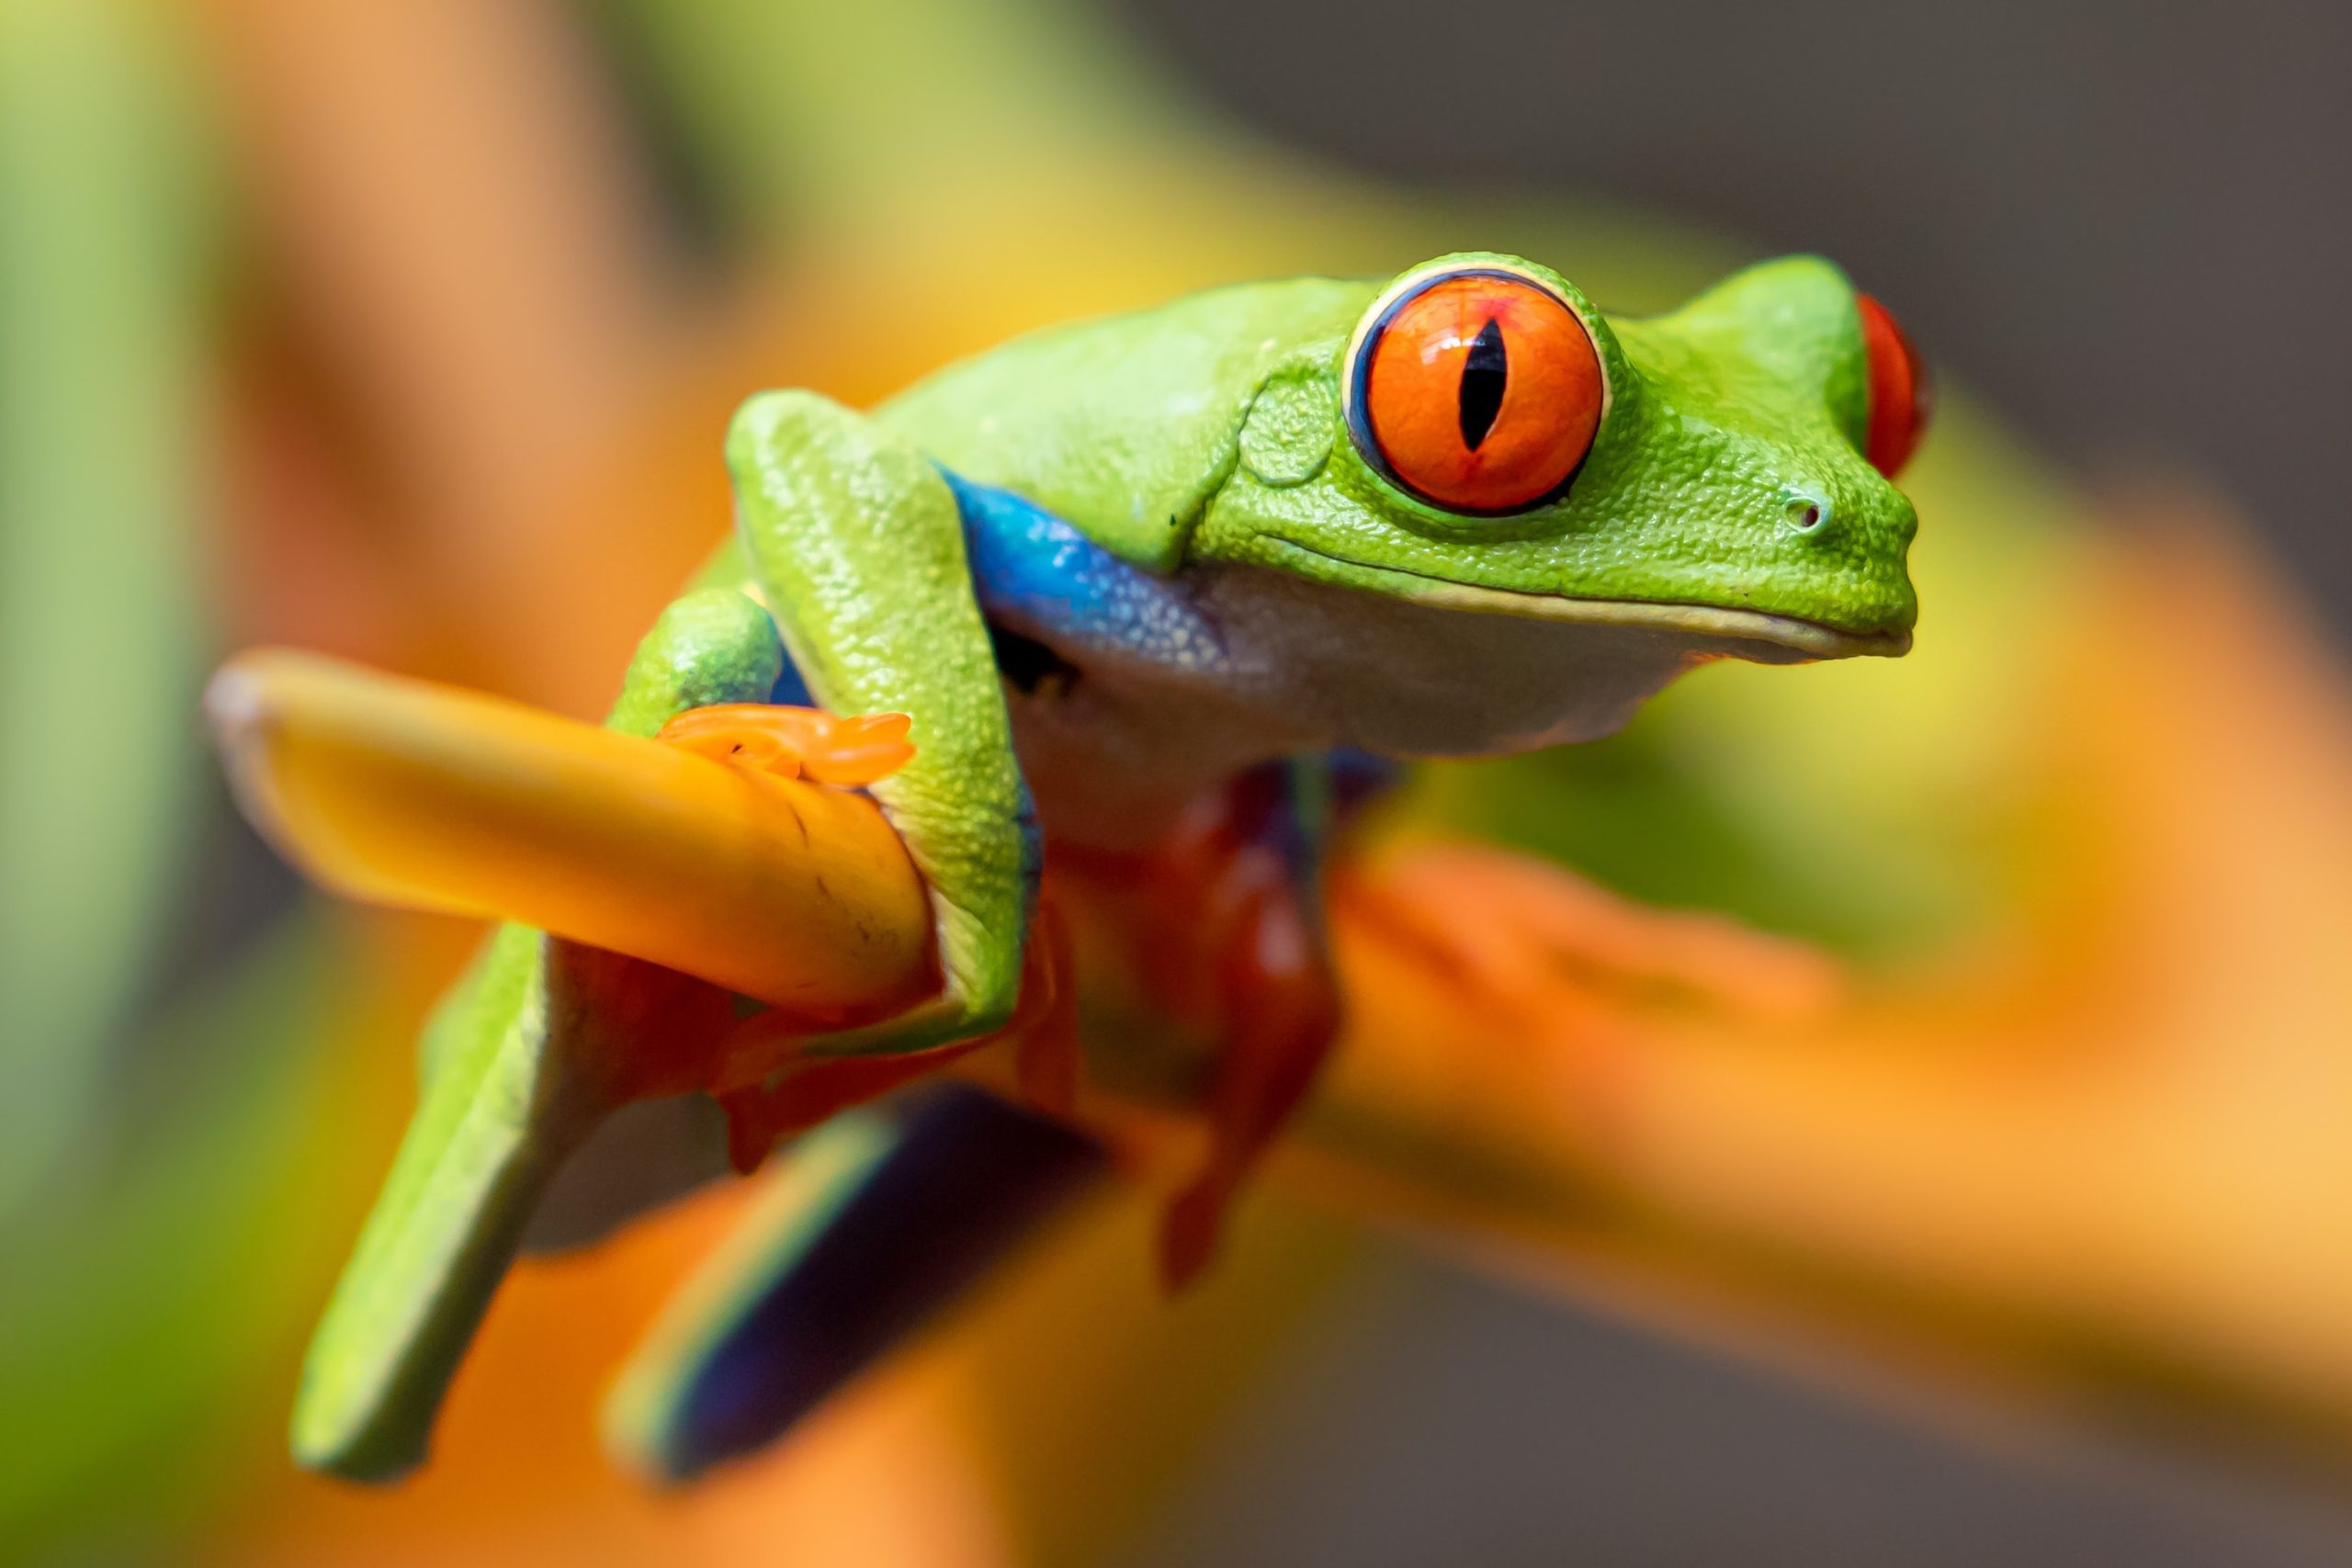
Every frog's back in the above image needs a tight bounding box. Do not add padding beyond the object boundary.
[877,276,1374,570]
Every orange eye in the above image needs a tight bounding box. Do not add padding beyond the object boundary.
[1348,268,1607,515]
[1857,293,1932,479]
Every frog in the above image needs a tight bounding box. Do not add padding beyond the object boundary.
[291,250,1928,1482]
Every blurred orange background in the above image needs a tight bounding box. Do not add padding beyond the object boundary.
[6,1,2351,1562]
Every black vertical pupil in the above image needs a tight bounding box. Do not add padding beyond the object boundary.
[1458,317,1508,450]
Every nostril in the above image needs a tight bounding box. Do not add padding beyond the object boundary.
[1782,491,1831,535]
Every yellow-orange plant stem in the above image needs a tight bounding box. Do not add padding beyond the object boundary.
[207,649,934,1017]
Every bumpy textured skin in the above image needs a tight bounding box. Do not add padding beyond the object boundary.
[888,254,1915,639]
[883,278,1364,570]
[699,252,1919,1071]
[604,589,786,740]
[588,255,1921,1472]
[306,251,1922,1482]
[725,391,1036,1053]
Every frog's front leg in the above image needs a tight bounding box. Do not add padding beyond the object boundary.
[717,390,1036,1083]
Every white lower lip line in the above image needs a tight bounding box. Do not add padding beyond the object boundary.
[1263,537,1912,659]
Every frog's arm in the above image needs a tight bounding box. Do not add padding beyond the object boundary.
[291,589,786,1480]
[728,389,1035,1055]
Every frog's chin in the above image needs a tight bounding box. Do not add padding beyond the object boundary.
[1263,540,1910,663]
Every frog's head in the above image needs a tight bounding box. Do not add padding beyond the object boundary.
[1204,251,1926,671]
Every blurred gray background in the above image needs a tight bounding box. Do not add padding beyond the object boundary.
[1130,0,2352,632]
[1109,0,2352,1561]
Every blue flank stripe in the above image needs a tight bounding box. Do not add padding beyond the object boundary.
[941,468,1225,674]
[658,1088,1102,1480]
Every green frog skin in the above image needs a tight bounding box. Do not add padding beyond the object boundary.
[291,250,1927,1483]
[713,250,1916,1038]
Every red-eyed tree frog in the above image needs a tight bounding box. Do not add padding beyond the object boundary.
[290,251,1928,1482]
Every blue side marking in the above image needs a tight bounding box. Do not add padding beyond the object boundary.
[1227,750,1402,931]
[659,1088,1102,1480]
[764,656,814,708]
[1327,746,1403,822]
[940,468,1225,675]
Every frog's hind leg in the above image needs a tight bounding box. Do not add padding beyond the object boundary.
[1159,853,1340,1290]
[1148,755,1388,1290]
[290,586,801,1481]
[605,1086,1103,1483]
[698,884,1082,1175]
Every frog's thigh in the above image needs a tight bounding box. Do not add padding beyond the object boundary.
[604,1087,1102,1482]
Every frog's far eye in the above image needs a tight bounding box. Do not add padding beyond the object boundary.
[1858,293,1932,479]
[1348,268,1606,515]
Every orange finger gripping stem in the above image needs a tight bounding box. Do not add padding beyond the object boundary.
[659,704,915,785]
[657,704,1085,1171]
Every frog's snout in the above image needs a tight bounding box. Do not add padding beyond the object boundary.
[1753,472,1919,648]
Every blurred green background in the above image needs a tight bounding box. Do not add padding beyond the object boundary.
[4,0,2349,1562]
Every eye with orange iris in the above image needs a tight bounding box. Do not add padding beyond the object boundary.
[1857,292,1932,479]
[1347,268,1608,516]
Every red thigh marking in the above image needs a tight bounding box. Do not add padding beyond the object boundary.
[712,891,1082,1175]
[1158,845,1341,1289]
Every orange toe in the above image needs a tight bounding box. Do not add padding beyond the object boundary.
[657,704,914,785]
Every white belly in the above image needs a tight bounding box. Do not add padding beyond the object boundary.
[1004,563,1731,852]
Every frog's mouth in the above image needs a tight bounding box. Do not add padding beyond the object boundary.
[1264,539,1911,662]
